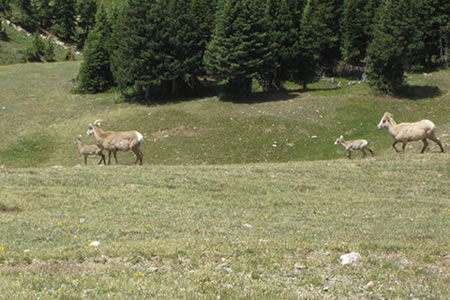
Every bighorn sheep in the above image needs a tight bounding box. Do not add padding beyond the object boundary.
[377,112,445,153]
[75,135,106,165]
[334,135,374,159]
[87,120,144,165]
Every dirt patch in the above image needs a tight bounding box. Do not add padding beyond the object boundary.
[151,126,207,141]
[0,203,21,212]
[0,255,181,274]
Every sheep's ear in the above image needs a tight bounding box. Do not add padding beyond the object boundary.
[340,135,343,139]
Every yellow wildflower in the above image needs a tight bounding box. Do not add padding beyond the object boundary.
[136,272,141,277]
[0,247,4,252]
[57,221,62,227]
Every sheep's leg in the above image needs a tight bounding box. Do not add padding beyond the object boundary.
[132,147,143,165]
[428,133,445,153]
[347,150,352,159]
[361,149,367,158]
[368,148,374,157]
[392,141,400,152]
[107,151,112,165]
[112,150,118,164]
[420,138,428,153]
[98,154,106,165]
[402,143,407,152]
[84,155,88,165]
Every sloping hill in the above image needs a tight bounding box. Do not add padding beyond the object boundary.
[0,62,449,167]
[0,22,75,65]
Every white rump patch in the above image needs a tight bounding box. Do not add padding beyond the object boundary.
[136,131,144,142]
[424,120,435,129]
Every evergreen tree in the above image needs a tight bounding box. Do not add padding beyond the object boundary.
[43,38,55,62]
[15,0,37,30]
[52,0,77,41]
[111,0,153,98]
[77,4,113,93]
[156,0,203,93]
[394,0,425,70]
[263,0,295,89]
[22,33,45,62]
[191,0,217,76]
[35,0,53,29]
[340,0,370,66]
[112,0,203,99]
[367,0,404,94]
[204,0,275,96]
[0,0,10,40]
[76,0,97,49]
[291,0,320,90]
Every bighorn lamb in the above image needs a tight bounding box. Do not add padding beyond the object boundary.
[334,135,374,159]
[87,120,144,165]
[377,112,445,153]
[75,135,106,165]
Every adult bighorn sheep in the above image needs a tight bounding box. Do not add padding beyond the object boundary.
[376,112,445,153]
[75,135,106,165]
[87,120,144,165]
[334,135,374,159]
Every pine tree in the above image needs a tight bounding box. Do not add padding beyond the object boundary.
[43,38,55,62]
[191,0,217,76]
[52,0,77,41]
[35,0,53,29]
[367,0,404,94]
[111,0,152,98]
[394,0,425,70]
[77,4,113,93]
[204,0,275,96]
[291,0,320,90]
[341,0,370,66]
[263,0,295,89]
[76,0,97,49]
[22,33,45,62]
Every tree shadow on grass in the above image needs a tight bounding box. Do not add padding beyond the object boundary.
[396,85,442,100]
[222,87,341,104]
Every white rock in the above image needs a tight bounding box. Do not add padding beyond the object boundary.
[340,252,361,265]
[89,241,100,247]
[242,223,253,228]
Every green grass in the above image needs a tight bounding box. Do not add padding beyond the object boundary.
[0,55,449,298]
[0,62,449,168]
[0,156,448,298]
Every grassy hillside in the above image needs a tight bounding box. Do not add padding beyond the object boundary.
[0,156,449,298]
[0,22,74,65]
[0,62,449,168]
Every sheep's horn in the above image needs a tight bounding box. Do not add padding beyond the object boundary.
[93,120,103,126]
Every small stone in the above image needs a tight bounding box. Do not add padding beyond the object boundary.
[364,281,375,289]
[294,263,306,270]
[340,252,361,265]
[242,223,252,228]
[89,241,100,247]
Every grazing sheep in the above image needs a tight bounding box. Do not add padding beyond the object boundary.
[334,135,374,159]
[376,112,445,153]
[75,135,106,165]
[87,120,144,165]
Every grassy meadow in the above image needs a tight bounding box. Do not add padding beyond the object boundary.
[0,59,449,298]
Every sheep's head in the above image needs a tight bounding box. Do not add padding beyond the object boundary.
[377,112,393,129]
[334,135,344,145]
[74,135,82,144]
[87,120,103,136]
